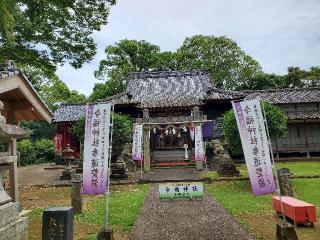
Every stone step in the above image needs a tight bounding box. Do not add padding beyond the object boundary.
[154,151,186,159]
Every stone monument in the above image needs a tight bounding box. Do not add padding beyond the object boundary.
[212,140,240,177]
[278,168,294,197]
[0,100,28,240]
[42,207,73,240]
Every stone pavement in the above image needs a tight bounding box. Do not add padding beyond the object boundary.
[130,184,254,240]
[146,168,203,182]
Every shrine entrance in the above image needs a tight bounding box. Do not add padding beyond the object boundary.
[150,124,193,164]
[137,107,208,171]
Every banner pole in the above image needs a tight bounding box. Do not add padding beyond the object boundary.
[105,105,114,228]
[260,100,286,223]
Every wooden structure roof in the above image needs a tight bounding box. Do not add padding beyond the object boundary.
[244,88,320,120]
[0,70,53,123]
[52,103,86,123]
[103,71,239,109]
[244,88,320,104]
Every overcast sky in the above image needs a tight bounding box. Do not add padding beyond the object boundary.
[56,0,320,96]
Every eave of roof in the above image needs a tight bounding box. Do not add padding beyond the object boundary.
[0,69,53,122]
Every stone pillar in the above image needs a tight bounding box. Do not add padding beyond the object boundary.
[9,139,19,202]
[142,109,150,171]
[71,174,82,214]
[278,168,294,197]
[193,106,203,171]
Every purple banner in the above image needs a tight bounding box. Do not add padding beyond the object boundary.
[232,100,276,196]
[83,104,111,195]
[195,124,205,161]
[132,124,143,160]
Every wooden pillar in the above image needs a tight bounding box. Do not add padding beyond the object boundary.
[193,106,203,171]
[9,138,19,202]
[302,122,310,158]
[143,109,150,171]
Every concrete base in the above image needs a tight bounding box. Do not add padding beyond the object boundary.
[0,202,28,240]
[97,227,113,240]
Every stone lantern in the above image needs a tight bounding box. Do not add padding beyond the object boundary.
[60,144,75,180]
[0,100,28,238]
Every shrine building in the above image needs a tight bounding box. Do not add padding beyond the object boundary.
[52,71,320,168]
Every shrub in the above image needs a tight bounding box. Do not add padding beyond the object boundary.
[17,139,36,166]
[221,101,287,155]
[34,139,54,163]
[17,138,54,166]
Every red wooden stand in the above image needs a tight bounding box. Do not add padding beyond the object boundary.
[272,196,317,226]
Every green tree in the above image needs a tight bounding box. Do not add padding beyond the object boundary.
[221,101,287,155]
[93,36,262,100]
[71,113,133,153]
[0,0,116,73]
[178,35,262,89]
[237,73,285,90]
[39,74,86,111]
[92,39,164,100]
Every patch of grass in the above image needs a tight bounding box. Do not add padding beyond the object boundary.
[206,181,271,217]
[26,184,150,240]
[27,208,44,220]
[206,178,320,239]
[77,184,150,232]
[203,161,320,179]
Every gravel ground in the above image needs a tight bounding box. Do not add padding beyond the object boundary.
[130,184,254,240]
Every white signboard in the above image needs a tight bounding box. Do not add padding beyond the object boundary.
[159,182,204,199]
[232,99,275,196]
[83,103,111,194]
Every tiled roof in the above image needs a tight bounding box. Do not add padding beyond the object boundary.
[103,71,237,108]
[52,104,86,123]
[244,88,320,104]
[0,70,21,79]
[284,110,320,120]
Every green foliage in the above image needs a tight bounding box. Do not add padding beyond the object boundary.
[34,139,54,163]
[77,184,150,234]
[203,162,320,179]
[92,36,262,100]
[178,35,262,89]
[206,181,271,217]
[17,138,54,166]
[17,139,36,165]
[19,121,56,141]
[206,178,320,217]
[92,39,166,100]
[71,117,86,143]
[0,0,116,74]
[113,113,133,148]
[19,66,86,111]
[221,101,287,155]
[37,73,86,111]
[237,66,320,90]
[71,113,133,151]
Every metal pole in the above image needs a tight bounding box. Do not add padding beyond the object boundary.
[260,101,287,223]
[105,105,114,228]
